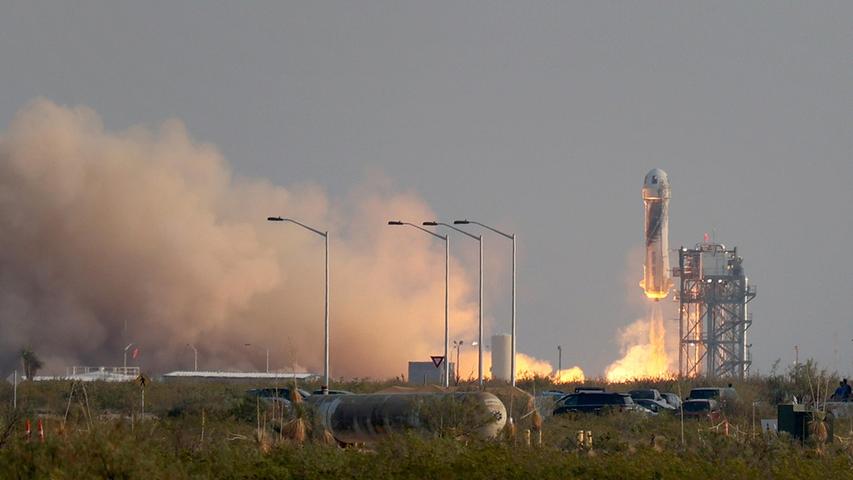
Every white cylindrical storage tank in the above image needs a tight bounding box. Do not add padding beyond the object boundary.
[491,334,512,381]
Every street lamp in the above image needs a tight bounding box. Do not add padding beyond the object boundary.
[123,343,134,373]
[388,220,450,388]
[455,219,517,386]
[268,216,330,394]
[244,343,270,373]
[187,344,198,372]
[425,221,484,388]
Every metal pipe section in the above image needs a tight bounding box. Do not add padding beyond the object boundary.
[307,392,507,444]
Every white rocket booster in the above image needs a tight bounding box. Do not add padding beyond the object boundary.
[641,168,671,300]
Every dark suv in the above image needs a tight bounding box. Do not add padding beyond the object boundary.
[553,392,638,415]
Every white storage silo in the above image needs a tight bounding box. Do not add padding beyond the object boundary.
[490,334,512,382]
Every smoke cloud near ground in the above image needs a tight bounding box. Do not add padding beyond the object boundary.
[0,99,488,378]
[0,99,576,380]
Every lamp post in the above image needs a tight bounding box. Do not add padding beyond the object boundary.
[268,216,329,394]
[388,220,450,388]
[244,343,270,373]
[187,344,198,371]
[425,221,483,388]
[123,343,134,374]
[455,219,517,386]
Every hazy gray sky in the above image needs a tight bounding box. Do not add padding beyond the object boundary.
[1,2,851,376]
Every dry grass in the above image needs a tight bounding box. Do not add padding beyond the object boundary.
[0,367,849,478]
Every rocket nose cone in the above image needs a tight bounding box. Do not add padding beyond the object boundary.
[644,168,669,187]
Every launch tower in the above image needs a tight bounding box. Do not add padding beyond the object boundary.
[674,242,756,379]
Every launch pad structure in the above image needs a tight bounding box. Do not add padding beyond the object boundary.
[674,243,756,379]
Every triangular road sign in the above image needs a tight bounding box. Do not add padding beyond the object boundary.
[430,356,445,368]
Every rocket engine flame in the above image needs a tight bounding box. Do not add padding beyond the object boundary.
[554,367,586,383]
[604,304,673,382]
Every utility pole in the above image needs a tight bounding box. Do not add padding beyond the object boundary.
[557,345,562,373]
[452,340,465,385]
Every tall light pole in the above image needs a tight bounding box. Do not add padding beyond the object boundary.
[268,216,329,394]
[244,343,270,373]
[425,221,484,388]
[187,344,198,371]
[455,219,517,386]
[388,221,450,388]
[123,343,134,373]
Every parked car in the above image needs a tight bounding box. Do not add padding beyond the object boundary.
[661,392,682,409]
[682,398,721,421]
[629,389,663,401]
[574,386,606,393]
[687,387,737,409]
[634,398,675,414]
[553,392,645,415]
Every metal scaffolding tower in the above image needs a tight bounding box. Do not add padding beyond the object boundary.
[674,243,756,379]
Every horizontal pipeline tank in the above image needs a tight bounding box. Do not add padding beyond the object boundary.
[641,168,671,300]
[307,392,507,444]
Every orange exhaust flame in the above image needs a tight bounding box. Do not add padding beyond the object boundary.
[604,303,674,382]
[639,279,670,300]
[456,350,585,383]
[554,367,586,383]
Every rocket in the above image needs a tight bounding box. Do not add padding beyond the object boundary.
[641,168,671,300]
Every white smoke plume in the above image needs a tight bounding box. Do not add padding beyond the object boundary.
[0,99,491,378]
